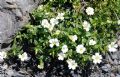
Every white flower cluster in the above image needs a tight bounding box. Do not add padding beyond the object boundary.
[58,45,68,60]
[108,41,118,52]
[41,13,64,31]
[48,37,82,70]
[49,32,100,69]
[81,7,94,31]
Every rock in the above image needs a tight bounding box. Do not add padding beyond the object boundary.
[105,53,114,64]
[117,51,120,59]
[89,72,100,77]
[118,61,120,65]
[117,66,120,74]
[113,59,118,65]
[1,64,8,70]
[117,39,120,47]
[6,69,14,76]
[111,52,118,60]
[116,74,120,77]
[0,0,43,51]
[101,64,111,72]
[110,73,116,77]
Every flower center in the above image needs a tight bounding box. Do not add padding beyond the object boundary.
[95,56,100,60]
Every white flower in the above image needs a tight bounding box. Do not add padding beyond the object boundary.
[41,19,50,28]
[41,19,53,31]
[67,59,78,70]
[38,5,43,10]
[18,52,28,61]
[61,45,68,53]
[49,38,59,48]
[92,53,102,64]
[41,18,58,31]
[76,44,86,54]
[50,0,53,2]
[56,13,64,20]
[89,39,96,45]
[108,41,118,52]
[86,7,94,15]
[50,18,59,26]
[38,62,44,69]
[118,20,120,25]
[0,51,7,60]
[45,12,49,15]
[69,35,78,42]
[82,21,91,31]
[58,52,66,60]
[49,25,54,31]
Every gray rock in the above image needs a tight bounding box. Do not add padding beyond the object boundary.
[118,61,120,65]
[116,74,120,77]
[106,53,114,64]
[117,51,120,60]
[110,73,116,77]
[111,52,118,59]
[117,39,120,47]
[6,69,14,76]
[117,66,120,74]
[113,59,118,65]
[89,72,100,77]
[35,71,46,77]
[101,64,111,72]
[0,0,43,51]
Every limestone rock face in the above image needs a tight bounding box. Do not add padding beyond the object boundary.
[0,0,43,50]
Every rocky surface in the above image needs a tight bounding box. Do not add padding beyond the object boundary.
[0,0,43,51]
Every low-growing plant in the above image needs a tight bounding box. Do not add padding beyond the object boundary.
[3,0,120,71]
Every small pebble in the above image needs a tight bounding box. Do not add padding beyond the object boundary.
[117,66,120,74]
[117,40,120,47]
[111,53,118,59]
[114,59,118,65]
[110,73,116,77]
[106,54,114,64]
[116,74,120,77]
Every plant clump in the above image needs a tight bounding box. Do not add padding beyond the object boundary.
[2,0,120,76]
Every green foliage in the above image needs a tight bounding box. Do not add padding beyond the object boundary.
[8,0,120,69]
